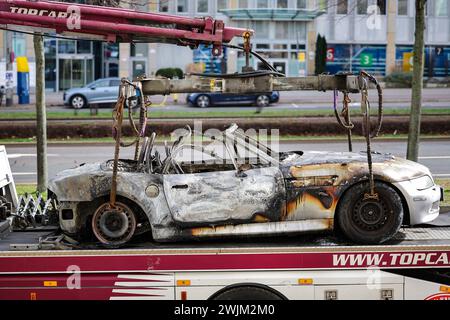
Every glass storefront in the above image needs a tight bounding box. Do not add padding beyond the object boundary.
[43,38,95,91]
[237,42,306,76]
[234,20,307,76]
[103,43,119,78]
[44,39,57,91]
[130,43,148,80]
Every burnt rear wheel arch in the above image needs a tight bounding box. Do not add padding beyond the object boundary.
[208,283,287,300]
[334,180,405,244]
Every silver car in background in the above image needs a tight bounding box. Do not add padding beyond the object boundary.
[63,77,122,109]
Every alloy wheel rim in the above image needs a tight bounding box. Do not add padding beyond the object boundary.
[257,95,269,107]
[72,97,84,109]
[197,96,209,108]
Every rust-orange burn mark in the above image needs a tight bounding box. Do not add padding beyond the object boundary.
[289,163,370,187]
[253,214,270,223]
[190,224,229,236]
[285,188,338,218]
[285,193,304,217]
[289,164,342,177]
[327,218,335,229]
[304,192,331,210]
[280,204,288,221]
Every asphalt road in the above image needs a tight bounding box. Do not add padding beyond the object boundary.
[4,88,450,114]
[5,139,450,184]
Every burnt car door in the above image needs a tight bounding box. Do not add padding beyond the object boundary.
[162,166,286,227]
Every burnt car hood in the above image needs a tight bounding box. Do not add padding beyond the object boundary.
[48,162,110,201]
[280,151,431,184]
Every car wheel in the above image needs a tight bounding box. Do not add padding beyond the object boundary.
[210,285,286,300]
[70,95,86,109]
[256,95,270,108]
[91,201,137,246]
[337,181,403,244]
[196,95,210,108]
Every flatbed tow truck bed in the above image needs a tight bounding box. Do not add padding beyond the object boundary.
[0,213,449,300]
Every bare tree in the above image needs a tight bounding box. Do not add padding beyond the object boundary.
[33,34,47,193]
[407,0,427,162]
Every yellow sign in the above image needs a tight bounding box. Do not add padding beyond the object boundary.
[403,52,414,72]
[298,52,306,62]
[16,56,30,73]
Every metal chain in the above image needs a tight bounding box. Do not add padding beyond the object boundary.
[110,90,126,208]
[360,77,378,200]
[333,90,354,152]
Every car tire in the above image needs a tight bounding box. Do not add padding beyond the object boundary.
[255,95,270,108]
[337,181,403,244]
[210,285,286,300]
[196,95,210,108]
[70,95,87,109]
[91,201,137,246]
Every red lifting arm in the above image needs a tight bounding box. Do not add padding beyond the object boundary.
[0,0,251,55]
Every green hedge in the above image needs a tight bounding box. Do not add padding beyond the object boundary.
[155,68,184,79]
[384,72,413,87]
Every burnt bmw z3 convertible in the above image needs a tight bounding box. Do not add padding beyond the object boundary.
[48,124,443,246]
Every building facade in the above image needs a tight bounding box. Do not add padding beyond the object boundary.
[316,0,450,76]
[0,0,449,91]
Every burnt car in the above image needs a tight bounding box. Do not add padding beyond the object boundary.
[48,124,442,246]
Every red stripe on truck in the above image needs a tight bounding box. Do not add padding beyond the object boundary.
[0,250,449,274]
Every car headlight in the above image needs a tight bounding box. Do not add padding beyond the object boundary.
[411,175,434,191]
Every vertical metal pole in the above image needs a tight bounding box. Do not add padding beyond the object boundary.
[5,31,14,107]
[349,44,353,73]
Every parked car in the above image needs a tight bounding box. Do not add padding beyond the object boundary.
[48,124,442,247]
[64,77,130,109]
[187,91,280,108]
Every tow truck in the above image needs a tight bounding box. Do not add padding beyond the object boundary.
[0,0,449,300]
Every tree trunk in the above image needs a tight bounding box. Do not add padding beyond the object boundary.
[407,0,427,161]
[33,34,47,193]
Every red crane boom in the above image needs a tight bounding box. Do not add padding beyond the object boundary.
[0,0,251,55]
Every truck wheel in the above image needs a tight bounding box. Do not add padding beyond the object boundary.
[71,95,86,109]
[337,181,403,244]
[210,285,286,300]
[91,202,136,246]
